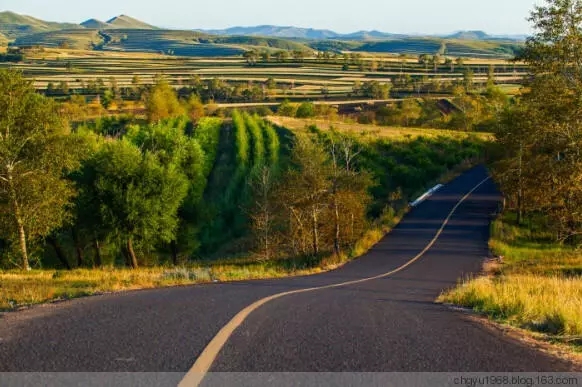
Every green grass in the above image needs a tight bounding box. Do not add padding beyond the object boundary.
[439,213,582,349]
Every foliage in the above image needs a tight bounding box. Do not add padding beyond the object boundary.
[494,0,582,244]
[0,70,86,270]
[78,139,188,268]
[144,76,185,123]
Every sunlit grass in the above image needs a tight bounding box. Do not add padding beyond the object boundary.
[439,213,582,348]
[441,275,582,336]
[0,219,400,311]
[267,116,494,142]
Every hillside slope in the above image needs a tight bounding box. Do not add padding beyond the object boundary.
[102,29,244,56]
[0,11,81,38]
[106,15,157,29]
[14,29,102,49]
[80,19,110,29]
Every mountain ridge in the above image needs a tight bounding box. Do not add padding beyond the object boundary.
[1,10,526,42]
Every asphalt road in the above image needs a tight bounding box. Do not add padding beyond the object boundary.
[0,166,577,380]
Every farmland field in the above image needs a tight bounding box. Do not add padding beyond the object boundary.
[0,47,527,103]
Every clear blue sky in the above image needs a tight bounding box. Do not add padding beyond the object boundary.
[2,0,540,34]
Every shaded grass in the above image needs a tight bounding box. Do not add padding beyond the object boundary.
[439,213,582,349]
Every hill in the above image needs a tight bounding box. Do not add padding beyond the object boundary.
[0,32,7,45]
[212,36,311,51]
[205,25,338,39]
[446,30,491,40]
[80,18,110,29]
[0,11,81,39]
[106,15,157,29]
[357,37,520,58]
[14,29,102,49]
[101,29,244,56]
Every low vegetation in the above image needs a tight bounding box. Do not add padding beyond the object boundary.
[440,213,582,347]
[0,68,490,309]
[441,0,582,352]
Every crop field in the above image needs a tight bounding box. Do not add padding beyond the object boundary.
[0,47,527,102]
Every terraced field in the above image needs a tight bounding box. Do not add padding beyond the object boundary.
[14,29,103,50]
[0,47,527,102]
[359,38,520,58]
[102,29,246,56]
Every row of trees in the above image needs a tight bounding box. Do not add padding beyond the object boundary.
[494,0,582,244]
[0,70,226,269]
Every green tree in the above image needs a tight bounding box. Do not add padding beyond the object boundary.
[296,102,316,118]
[0,70,85,270]
[496,0,582,241]
[83,140,188,268]
[400,99,423,127]
[145,76,185,123]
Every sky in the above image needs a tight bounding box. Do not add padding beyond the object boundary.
[2,0,540,35]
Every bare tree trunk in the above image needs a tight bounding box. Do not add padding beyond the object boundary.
[333,198,341,257]
[71,228,84,268]
[312,207,319,256]
[93,237,102,267]
[16,216,29,271]
[7,171,30,271]
[171,240,179,266]
[517,141,524,225]
[127,237,138,269]
[47,236,71,270]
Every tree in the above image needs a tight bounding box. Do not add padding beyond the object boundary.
[278,100,298,117]
[462,68,474,91]
[82,140,188,268]
[243,50,259,65]
[400,98,422,126]
[0,70,85,270]
[145,76,185,122]
[279,136,332,256]
[186,94,205,123]
[296,102,316,118]
[327,135,372,257]
[494,0,582,242]
[249,167,280,260]
[126,118,207,263]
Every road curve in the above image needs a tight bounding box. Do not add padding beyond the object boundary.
[0,166,576,379]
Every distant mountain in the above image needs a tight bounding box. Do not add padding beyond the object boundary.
[445,30,527,41]
[446,30,491,40]
[0,10,81,38]
[491,34,528,41]
[203,25,402,40]
[106,15,157,30]
[205,25,338,39]
[0,32,7,45]
[80,18,110,29]
[342,30,409,40]
[203,26,524,42]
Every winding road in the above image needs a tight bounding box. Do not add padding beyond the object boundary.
[0,166,577,386]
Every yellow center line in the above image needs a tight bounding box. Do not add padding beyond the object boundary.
[179,176,491,387]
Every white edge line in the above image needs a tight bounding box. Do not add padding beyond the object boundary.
[179,176,491,387]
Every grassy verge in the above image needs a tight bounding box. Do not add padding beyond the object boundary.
[439,213,582,351]
[0,219,397,312]
[0,154,474,312]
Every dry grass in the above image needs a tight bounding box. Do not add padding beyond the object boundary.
[0,216,405,311]
[267,116,494,141]
[0,262,331,311]
[439,214,582,349]
[442,276,582,337]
